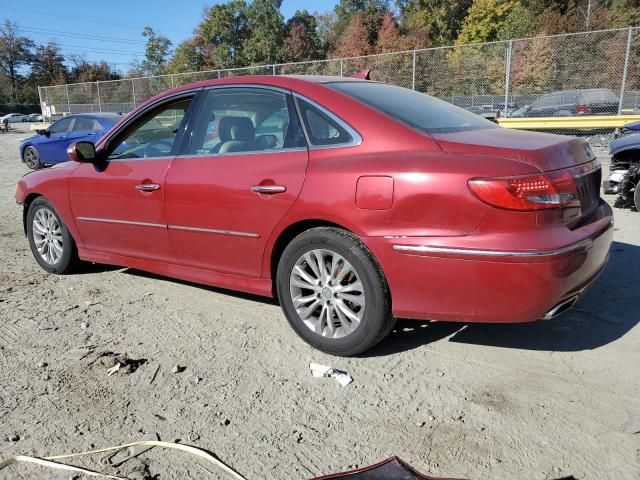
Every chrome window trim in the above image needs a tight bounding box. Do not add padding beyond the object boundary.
[392,240,592,258]
[76,216,259,238]
[174,146,308,160]
[168,225,259,238]
[292,93,363,150]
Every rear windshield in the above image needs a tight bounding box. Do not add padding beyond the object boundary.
[327,81,497,134]
[581,89,619,103]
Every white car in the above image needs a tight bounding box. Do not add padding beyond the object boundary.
[26,113,43,122]
[0,113,29,123]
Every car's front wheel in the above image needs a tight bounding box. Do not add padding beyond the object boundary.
[277,227,394,356]
[23,146,42,170]
[26,198,79,274]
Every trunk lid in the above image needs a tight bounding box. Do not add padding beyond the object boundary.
[430,127,595,172]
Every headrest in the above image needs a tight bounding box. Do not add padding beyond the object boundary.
[218,116,255,142]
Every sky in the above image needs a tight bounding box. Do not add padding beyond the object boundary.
[3,0,339,70]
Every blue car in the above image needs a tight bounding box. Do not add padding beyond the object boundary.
[20,113,122,169]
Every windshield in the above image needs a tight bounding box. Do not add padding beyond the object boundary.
[327,81,497,134]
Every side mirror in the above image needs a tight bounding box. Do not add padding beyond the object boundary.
[67,141,97,163]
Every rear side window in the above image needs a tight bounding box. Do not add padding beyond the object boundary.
[72,117,100,131]
[188,88,306,155]
[296,98,353,146]
[328,81,496,134]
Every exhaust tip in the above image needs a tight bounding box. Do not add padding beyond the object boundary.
[541,295,579,321]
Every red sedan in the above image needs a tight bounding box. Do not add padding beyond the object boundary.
[15,76,613,356]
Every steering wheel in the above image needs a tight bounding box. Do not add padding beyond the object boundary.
[143,139,173,158]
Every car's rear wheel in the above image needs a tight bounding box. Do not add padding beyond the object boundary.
[26,198,79,274]
[23,146,42,170]
[277,227,394,356]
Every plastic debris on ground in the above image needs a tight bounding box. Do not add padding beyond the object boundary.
[309,362,353,387]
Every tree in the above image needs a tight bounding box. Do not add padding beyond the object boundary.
[511,34,554,92]
[456,0,518,44]
[499,2,537,39]
[168,38,206,73]
[609,0,640,26]
[24,42,67,101]
[243,0,285,64]
[376,11,409,52]
[68,56,121,83]
[401,0,473,46]
[332,13,373,57]
[141,26,172,75]
[0,20,34,103]
[334,0,390,44]
[315,11,339,53]
[198,0,250,68]
[283,10,323,62]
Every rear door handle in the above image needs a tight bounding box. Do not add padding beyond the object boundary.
[251,185,286,194]
[135,183,160,192]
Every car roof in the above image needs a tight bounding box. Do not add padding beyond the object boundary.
[58,113,122,122]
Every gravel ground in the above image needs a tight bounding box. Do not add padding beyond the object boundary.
[0,127,639,480]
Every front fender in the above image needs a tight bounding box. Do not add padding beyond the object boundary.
[15,164,83,247]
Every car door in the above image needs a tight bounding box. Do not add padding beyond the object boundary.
[38,117,74,162]
[164,86,308,278]
[68,94,196,262]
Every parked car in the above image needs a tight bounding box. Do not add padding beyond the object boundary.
[26,113,44,122]
[15,76,612,356]
[511,88,620,117]
[603,128,640,212]
[1,113,29,123]
[19,113,122,169]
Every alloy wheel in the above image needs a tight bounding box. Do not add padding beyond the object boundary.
[32,208,64,265]
[24,147,39,169]
[289,248,365,338]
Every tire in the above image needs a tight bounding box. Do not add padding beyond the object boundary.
[23,146,42,170]
[26,197,80,274]
[634,183,639,212]
[276,227,394,356]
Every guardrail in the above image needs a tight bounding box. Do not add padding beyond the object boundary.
[498,115,640,130]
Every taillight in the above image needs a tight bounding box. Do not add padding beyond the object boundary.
[576,104,587,115]
[468,171,579,211]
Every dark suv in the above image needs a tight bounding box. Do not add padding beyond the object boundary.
[512,88,620,117]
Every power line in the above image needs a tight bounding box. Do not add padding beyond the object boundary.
[47,43,145,55]
[3,5,182,34]
[17,26,148,46]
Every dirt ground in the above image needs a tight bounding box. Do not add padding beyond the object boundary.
[0,126,638,480]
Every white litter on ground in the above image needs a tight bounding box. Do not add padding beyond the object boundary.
[309,362,353,387]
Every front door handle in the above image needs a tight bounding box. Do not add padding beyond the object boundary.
[135,183,160,192]
[251,185,287,194]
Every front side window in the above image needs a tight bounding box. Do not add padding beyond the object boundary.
[188,88,305,155]
[49,117,72,134]
[108,98,192,160]
[328,81,497,134]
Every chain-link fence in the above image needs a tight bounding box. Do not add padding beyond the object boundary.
[39,27,640,120]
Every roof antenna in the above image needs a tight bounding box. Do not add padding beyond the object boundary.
[351,69,370,80]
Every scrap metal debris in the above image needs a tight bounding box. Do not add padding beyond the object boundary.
[310,456,459,479]
[310,362,353,387]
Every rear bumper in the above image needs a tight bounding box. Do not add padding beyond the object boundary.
[365,202,613,323]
